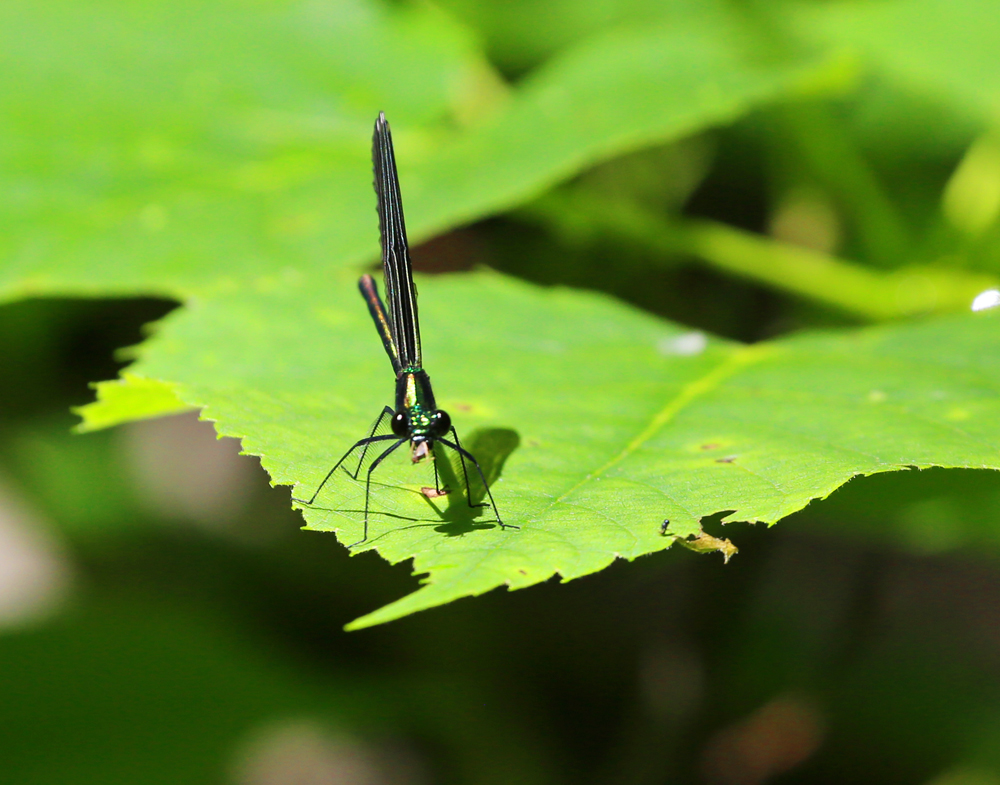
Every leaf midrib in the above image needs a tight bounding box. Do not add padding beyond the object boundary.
[535,342,774,524]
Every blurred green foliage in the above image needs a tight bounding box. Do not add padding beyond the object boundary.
[4,0,1000,782]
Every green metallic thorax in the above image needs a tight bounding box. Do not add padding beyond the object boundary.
[395,368,437,437]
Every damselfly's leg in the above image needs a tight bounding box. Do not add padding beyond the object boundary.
[350,437,406,548]
[447,427,487,509]
[432,451,448,496]
[292,433,398,506]
[438,434,518,531]
[349,406,395,480]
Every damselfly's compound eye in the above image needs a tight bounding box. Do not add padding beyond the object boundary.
[391,411,409,436]
[430,409,451,437]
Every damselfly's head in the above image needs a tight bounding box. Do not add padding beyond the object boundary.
[392,408,451,463]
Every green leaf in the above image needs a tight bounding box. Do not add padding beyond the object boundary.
[0,0,499,299]
[436,0,681,71]
[797,0,1000,122]
[74,373,193,433]
[78,271,1000,627]
[0,0,841,302]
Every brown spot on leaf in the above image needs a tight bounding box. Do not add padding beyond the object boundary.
[421,486,449,499]
[701,443,721,450]
[678,531,738,563]
[715,456,737,464]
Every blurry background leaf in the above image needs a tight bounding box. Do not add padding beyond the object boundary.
[0,0,840,301]
[0,0,500,297]
[796,0,1000,122]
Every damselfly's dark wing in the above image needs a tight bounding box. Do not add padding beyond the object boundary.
[372,112,422,371]
[358,274,401,375]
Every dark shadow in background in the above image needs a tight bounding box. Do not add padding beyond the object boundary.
[0,297,178,422]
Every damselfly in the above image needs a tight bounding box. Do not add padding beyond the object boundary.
[294,112,515,546]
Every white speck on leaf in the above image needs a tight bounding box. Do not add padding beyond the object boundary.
[972,289,1000,311]
[660,332,707,356]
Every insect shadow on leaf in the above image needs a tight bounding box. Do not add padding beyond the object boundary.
[297,422,520,541]
[430,427,521,537]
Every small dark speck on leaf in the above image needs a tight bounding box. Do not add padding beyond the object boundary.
[518,569,527,575]
[715,456,736,464]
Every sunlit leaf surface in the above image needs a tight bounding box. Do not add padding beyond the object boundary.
[88,273,1000,627]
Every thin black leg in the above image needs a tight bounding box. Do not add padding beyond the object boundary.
[292,433,399,506]
[447,426,486,510]
[437,436,518,531]
[349,406,395,479]
[350,437,406,548]
[432,450,448,496]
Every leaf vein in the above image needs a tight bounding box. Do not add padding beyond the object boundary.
[536,343,773,518]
